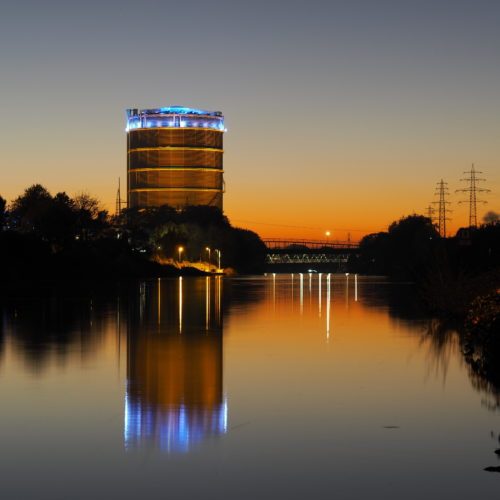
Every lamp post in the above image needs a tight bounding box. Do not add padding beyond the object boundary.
[178,246,184,263]
[206,247,211,264]
[215,249,221,271]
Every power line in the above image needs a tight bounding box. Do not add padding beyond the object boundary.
[455,164,490,228]
[230,219,382,233]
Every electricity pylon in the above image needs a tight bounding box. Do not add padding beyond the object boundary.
[433,179,452,237]
[115,178,126,215]
[425,204,435,221]
[455,164,490,228]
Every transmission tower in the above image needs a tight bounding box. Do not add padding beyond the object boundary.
[425,204,435,221]
[115,178,126,215]
[433,179,452,237]
[455,164,490,228]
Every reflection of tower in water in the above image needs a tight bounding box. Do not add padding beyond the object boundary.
[125,277,226,453]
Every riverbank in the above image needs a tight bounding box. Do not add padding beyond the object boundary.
[462,291,500,393]
[0,232,216,287]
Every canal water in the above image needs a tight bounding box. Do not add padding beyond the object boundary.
[0,275,498,499]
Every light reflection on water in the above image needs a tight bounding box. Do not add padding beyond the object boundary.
[0,275,499,499]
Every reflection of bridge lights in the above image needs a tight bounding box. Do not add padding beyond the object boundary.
[318,273,322,317]
[326,274,331,339]
[272,273,276,311]
[299,273,304,314]
[345,273,349,308]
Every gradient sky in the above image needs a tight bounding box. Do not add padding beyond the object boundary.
[1,0,499,239]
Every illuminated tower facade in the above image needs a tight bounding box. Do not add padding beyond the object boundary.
[126,106,225,210]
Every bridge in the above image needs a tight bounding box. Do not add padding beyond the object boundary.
[264,238,358,250]
[263,238,359,267]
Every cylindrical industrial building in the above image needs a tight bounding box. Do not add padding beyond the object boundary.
[126,106,225,210]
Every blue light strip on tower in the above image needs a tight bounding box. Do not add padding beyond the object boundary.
[126,107,225,132]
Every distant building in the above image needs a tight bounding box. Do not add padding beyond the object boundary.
[126,106,225,210]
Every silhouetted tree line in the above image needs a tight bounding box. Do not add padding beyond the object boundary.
[5,185,108,244]
[118,205,267,273]
[353,214,500,316]
[354,215,439,279]
[0,185,266,283]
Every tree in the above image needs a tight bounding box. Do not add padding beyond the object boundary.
[483,211,499,225]
[10,184,53,234]
[0,195,6,229]
[73,192,101,218]
[357,215,439,278]
[179,205,229,227]
[45,192,78,244]
[73,192,106,239]
[10,185,80,244]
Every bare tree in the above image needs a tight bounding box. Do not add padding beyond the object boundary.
[483,211,499,225]
[73,192,101,218]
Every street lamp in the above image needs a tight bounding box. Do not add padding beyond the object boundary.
[205,247,211,263]
[178,246,184,262]
[215,249,221,270]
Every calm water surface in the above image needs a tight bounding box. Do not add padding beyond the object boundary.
[0,275,498,499]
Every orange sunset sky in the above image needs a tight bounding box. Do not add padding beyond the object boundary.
[1,1,498,241]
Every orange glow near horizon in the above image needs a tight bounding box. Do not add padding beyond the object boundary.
[1,174,497,242]
[2,126,498,242]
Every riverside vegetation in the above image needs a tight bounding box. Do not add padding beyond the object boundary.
[0,184,266,283]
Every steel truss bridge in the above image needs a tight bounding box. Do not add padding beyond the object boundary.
[264,238,358,250]
[266,253,351,265]
[263,239,359,266]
